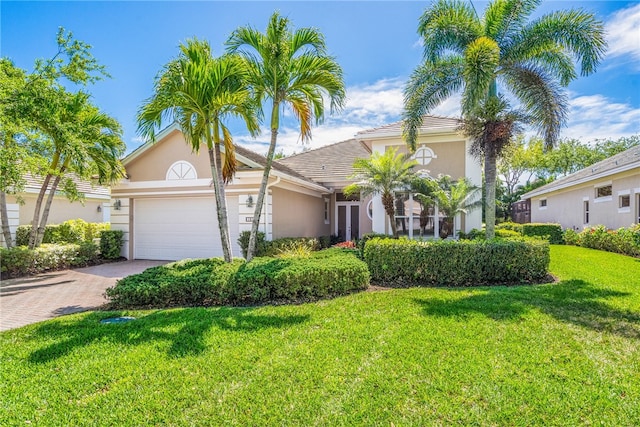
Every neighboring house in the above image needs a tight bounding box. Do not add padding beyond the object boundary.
[1,175,111,247]
[521,145,640,230]
[111,117,482,261]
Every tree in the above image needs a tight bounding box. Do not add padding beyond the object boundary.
[403,0,606,238]
[344,148,417,237]
[138,39,259,262]
[226,11,346,261]
[432,176,482,238]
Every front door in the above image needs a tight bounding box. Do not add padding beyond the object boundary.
[336,203,360,241]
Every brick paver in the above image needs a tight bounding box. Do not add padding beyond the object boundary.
[0,261,166,331]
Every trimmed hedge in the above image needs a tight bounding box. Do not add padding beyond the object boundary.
[364,237,550,287]
[522,223,564,244]
[238,231,321,258]
[100,230,124,259]
[15,219,109,246]
[0,242,99,278]
[564,224,640,257]
[106,248,370,308]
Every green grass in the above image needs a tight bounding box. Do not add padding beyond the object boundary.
[1,245,639,425]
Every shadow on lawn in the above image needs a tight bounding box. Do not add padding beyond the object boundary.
[414,279,640,339]
[27,307,309,363]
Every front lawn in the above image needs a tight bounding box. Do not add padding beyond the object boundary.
[1,246,639,425]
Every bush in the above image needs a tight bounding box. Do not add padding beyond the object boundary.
[563,228,580,246]
[357,232,393,258]
[496,229,522,239]
[364,237,550,287]
[106,249,370,308]
[569,224,640,257]
[0,243,100,278]
[522,223,563,244]
[457,228,485,240]
[100,230,124,259]
[15,220,109,246]
[238,231,320,258]
[496,222,524,233]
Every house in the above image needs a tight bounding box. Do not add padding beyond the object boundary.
[1,175,111,247]
[521,145,640,230]
[110,116,482,260]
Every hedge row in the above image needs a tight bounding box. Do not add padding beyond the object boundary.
[460,222,563,244]
[238,231,340,258]
[564,224,640,257]
[364,237,550,287]
[106,248,370,307]
[1,243,99,278]
[16,219,109,246]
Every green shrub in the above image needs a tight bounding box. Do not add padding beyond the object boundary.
[563,228,580,246]
[576,224,640,257]
[15,220,109,246]
[238,231,270,258]
[100,230,124,259]
[238,231,320,258]
[496,222,524,233]
[1,243,100,278]
[522,223,564,244]
[364,237,549,287]
[357,232,393,258]
[457,228,485,240]
[106,249,370,308]
[496,229,522,239]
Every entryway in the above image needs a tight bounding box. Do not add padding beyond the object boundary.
[336,202,360,241]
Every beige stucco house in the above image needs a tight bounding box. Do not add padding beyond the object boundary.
[522,144,640,230]
[111,116,482,260]
[1,175,111,247]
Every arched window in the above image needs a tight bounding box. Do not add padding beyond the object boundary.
[166,161,197,180]
[412,146,437,166]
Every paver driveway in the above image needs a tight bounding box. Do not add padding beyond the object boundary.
[0,260,166,331]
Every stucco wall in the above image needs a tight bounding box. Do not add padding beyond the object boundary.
[271,187,329,238]
[530,169,640,230]
[8,194,109,225]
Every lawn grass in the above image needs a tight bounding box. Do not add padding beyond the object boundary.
[1,245,639,425]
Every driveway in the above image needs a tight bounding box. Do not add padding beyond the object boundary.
[0,260,167,332]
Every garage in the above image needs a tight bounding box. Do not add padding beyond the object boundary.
[133,197,238,260]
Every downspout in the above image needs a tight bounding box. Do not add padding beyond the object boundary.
[263,175,281,237]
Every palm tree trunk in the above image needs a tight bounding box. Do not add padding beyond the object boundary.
[0,191,14,248]
[29,152,60,248]
[382,192,397,237]
[35,164,67,246]
[247,103,279,261]
[211,144,233,262]
[484,148,497,239]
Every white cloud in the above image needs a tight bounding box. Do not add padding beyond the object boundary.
[561,94,640,141]
[605,3,640,68]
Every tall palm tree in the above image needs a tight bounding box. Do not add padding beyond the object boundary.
[344,148,417,237]
[138,39,259,262]
[226,11,346,261]
[403,0,606,238]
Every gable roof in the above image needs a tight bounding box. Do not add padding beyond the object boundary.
[355,115,461,140]
[277,139,371,184]
[522,144,640,199]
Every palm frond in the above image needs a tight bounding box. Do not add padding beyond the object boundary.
[462,36,500,114]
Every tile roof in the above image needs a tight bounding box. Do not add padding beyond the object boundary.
[522,144,640,198]
[277,139,371,184]
[356,115,461,138]
[24,173,110,197]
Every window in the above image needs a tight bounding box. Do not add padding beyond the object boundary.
[539,199,547,208]
[595,185,612,198]
[584,200,590,224]
[166,160,197,180]
[619,194,630,209]
[412,146,437,166]
[324,198,330,224]
[336,192,359,202]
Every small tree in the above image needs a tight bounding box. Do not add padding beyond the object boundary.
[432,177,482,238]
[344,148,416,237]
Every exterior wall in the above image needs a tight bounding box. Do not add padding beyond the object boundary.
[388,139,467,179]
[530,169,640,230]
[271,187,329,238]
[11,195,109,225]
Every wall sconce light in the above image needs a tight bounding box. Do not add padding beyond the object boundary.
[114,199,122,210]
[97,205,102,213]
[246,195,254,208]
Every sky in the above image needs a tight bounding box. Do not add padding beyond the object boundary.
[2,1,639,156]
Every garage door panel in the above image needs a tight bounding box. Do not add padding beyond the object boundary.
[134,197,224,260]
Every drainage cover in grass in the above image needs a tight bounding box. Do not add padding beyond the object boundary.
[100,317,136,324]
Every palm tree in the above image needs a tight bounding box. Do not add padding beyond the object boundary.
[344,148,417,237]
[403,0,606,238]
[226,11,346,261]
[138,39,259,262]
[432,176,482,238]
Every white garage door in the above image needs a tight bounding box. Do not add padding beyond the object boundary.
[134,197,238,261]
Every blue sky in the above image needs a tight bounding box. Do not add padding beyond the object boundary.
[2,1,639,155]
